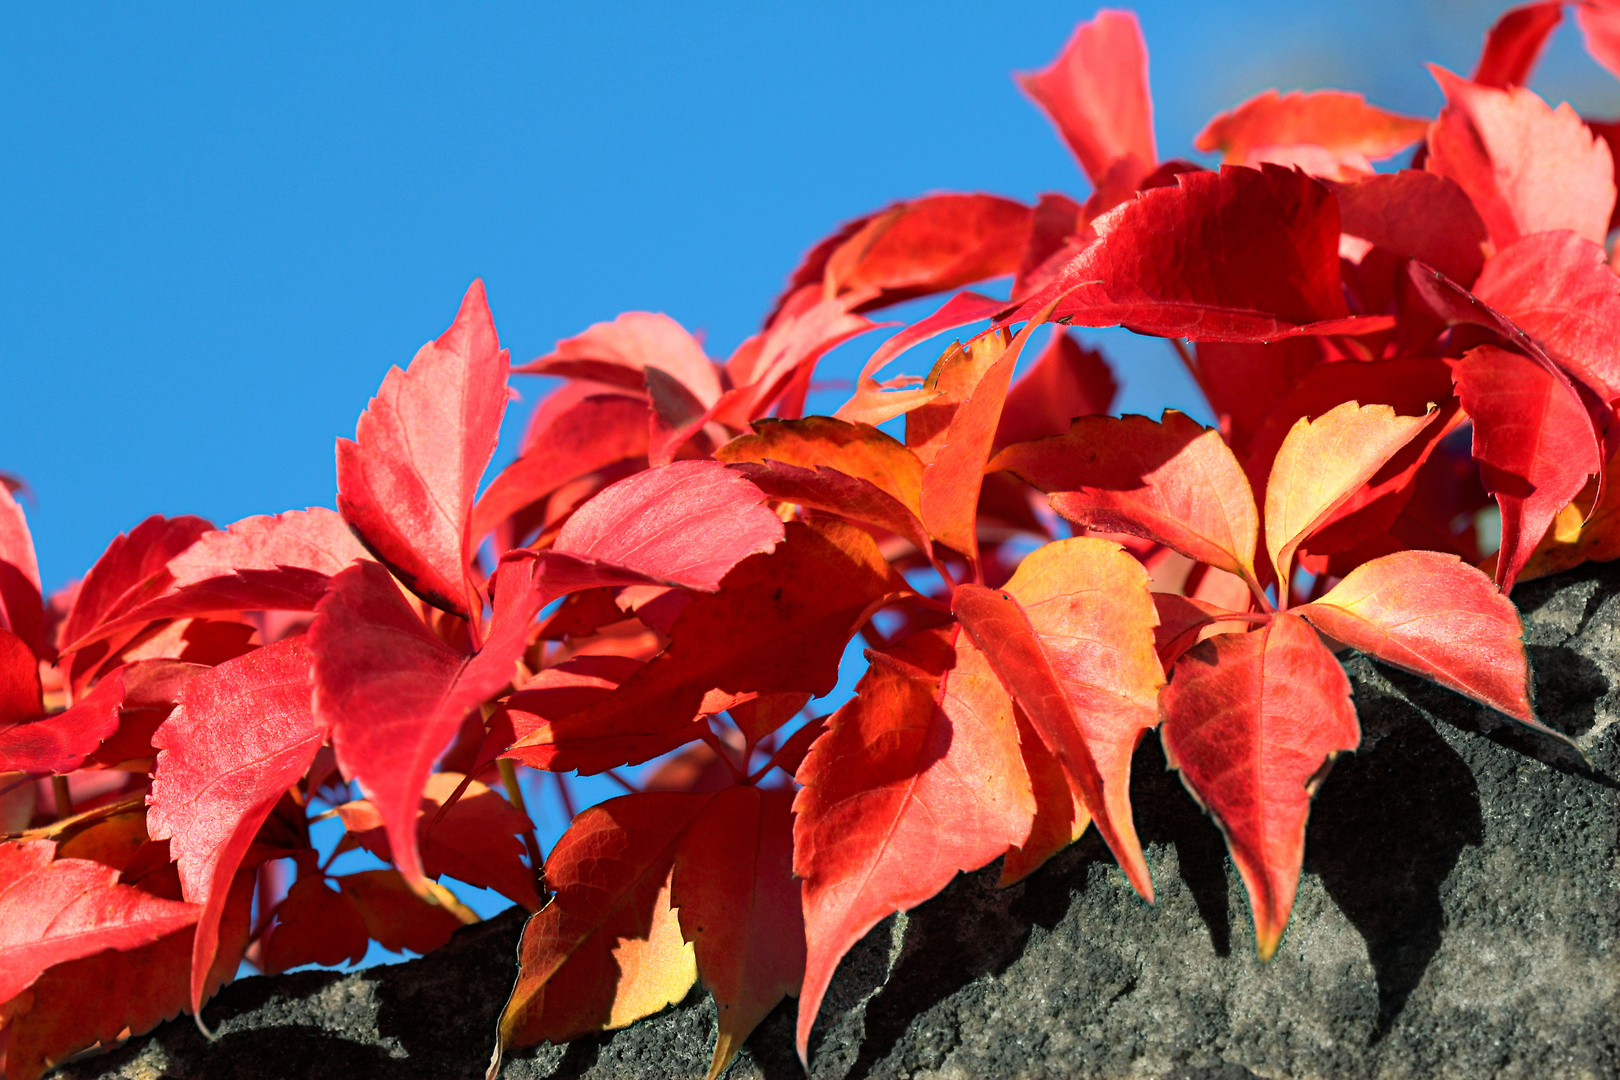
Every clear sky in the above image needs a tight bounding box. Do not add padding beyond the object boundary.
[3,1,1618,590]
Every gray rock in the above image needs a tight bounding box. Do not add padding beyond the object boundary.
[65,561,1620,1080]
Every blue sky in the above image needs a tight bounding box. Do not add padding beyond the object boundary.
[3,1,1617,589]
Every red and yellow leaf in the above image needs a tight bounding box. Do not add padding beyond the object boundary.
[952,538,1163,900]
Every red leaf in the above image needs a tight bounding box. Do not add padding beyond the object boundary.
[0,629,39,727]
[1159,615,1359,960]
[514,520,904,773]
[96,508,369,635]
[0,485,44,660]
[337,868,477,957]
[1331,171,1491,287]
[919,314,1051,564]
[1456,345,1602,590]
[1473,2,1563,88]
[991,411,1263,593]
[993,331,1117,450]
[1195,90,1426,179]
[261,870,369,975]
[58,515,215,656]
[495,792,707,1051]
[146,636,322,1013]
[550,459,784,594]
[335,773,540,911]
[0,865,252,1080]
[336,279,510,618]
[310,561,512,890]
[0,844,199,1003]
[998,706,1091,887]
[471,394,652,546]
[1298,550,1540,730]
[792,627,1033,1065]
[671,786,804,1080]
[1011,165,1383,341]
[0,667,122,775]
[1017,10,1156,189]
[781,194,1032,316]
[1473,230,1620,401]
[515,311,720,407]
[719,287,876,424]
[952,538,1163,900]
[489,657,637,770]
[1426,67,1616,249]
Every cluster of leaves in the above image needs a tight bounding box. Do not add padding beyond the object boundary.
[3,3,1618,1078]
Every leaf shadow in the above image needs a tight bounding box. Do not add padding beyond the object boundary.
[1131,730,1233,958]
[1306,677,1483,1040]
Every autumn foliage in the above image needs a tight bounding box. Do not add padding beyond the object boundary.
[3,3,1618,1078]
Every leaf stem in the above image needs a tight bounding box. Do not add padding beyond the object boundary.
[700,728,750,784]
[603,769,639,794]
[497,758,547,896]
[51,775,72,820]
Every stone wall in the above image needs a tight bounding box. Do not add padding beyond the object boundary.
[65,561,1620,1080]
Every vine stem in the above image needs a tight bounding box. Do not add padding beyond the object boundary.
[51,776,72,820]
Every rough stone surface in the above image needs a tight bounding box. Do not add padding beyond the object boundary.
[63,561,1620,1080]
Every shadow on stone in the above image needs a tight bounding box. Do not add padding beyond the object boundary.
[1307,684,1483,1039]
[841,837,1106,1080]
[1132,731,1233,957]
[199,1025,407,1079]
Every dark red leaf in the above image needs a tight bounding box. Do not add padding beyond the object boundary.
[58,515,214,656]
[0,485,44,659]
[0,667,121,775]
[1473,2,1563,88]
[337,868,477,957]
[993,331,1117,450]
[1330,171,1491,287]
[261,870,369,975]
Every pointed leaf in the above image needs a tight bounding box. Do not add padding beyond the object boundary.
[1426,67,1615,249]
[0,865,252,1080]
[672,785,804,1080]
[952,538,1163,899]
[997,706,1091,887]
[0,668,122,776]
[310,560,532,890]
[792,627,1033,1065]
[992,411,1262,591]
[515,520,904,773]
[1017,10,1156,188]
[1264,401,1434,587]
[1195,90,1426,178]
[1298,550,1539,729]
[146,636,322,1013]
[719,287,877,425]
[336,280,510,617]
[494,792,707,1054]
[716,417,924,517]
[1456,345,1602,591]
[1159,615,1359,960]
